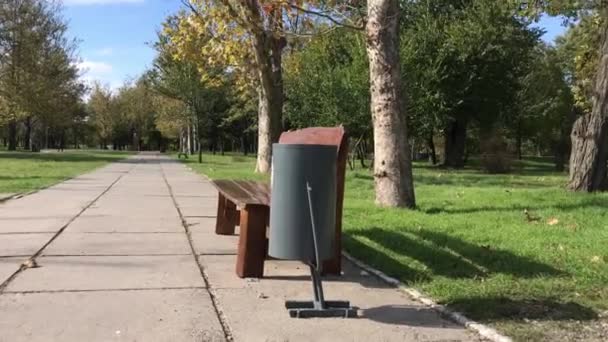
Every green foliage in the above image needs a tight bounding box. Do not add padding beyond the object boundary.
[284,29,370,138]
[556,13,603,114]
[512,44,574,155]
[403,0,542,134]
[0,0,85,150]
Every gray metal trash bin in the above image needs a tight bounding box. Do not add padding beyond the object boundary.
[268,143,356,318]
[269,144,337,262]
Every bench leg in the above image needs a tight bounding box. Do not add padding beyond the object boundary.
[215,193,237,235]
[236,204,268,278]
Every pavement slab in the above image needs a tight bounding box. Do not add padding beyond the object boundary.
[0,233,54,257]
[184,217,218,231]
[202,255,477,341]
[42,232,192,256]
[215,287,473,342]
[0,216,72,233]
[6,255,205,292]
[0,257,26,284]
[0,289,225,342]
[67,215,183,233]
[191,231,238,255]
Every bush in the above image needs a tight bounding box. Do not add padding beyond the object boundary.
[480,134,512,174]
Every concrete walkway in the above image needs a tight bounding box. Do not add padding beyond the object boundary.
[0,154,479,342]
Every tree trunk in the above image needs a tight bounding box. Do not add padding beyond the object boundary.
[554,138,568,172]
[568,115,608,190]
[8,120,17,151]
[187,124,192,155]
[250,5,284,174]
[443,118,467,168]
[568,11,608,191]
[198,138,203,163]
[427,133,437,165]
[516,119,523,160]
[365,0,415,208]
[555,109,576,172]
[24,117,32,150]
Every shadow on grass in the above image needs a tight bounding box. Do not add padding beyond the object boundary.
[348,228,563,281]
[343,228,598,324]
[448,297,598,322]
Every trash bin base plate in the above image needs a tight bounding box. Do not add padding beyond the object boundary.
[285,300,357,318]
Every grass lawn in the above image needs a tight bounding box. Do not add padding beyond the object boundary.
[179,153,608,341]
[0,150,132,194]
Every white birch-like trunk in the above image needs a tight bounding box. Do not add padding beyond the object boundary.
[366,0,416,208]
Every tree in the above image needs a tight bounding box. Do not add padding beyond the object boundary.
[151,20,230,162]
[522,1,608,191]
[402,0,540,168]
[284,28,371,166]
[568,9,608,191]
[0,0,83,151]
[116,78,156,151]
[512,44,575,169]
[88,83,116,149]
[168,1,286,173]
[364,0,415,207]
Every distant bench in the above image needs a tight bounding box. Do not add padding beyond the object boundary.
[210,126,348,278]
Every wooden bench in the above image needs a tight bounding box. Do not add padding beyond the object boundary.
[211,126,348,278]
[212,180,270,277]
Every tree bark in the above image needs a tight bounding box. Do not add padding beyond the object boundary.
[366,0,415,208]
[250,5,284,174]
[516,119,523,160]
[24,117,31,150]
[568,13,608,192]
[198,138,203,163]
[427,133,437,165]
[443,117,467,168]
[568,115,608,190]
[8,120,17,151]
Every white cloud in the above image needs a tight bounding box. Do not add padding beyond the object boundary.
[77,60,113,74]
[95,48,114,56]
[62,0,144,5]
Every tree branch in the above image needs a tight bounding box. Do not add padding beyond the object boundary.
[289,4,364,31]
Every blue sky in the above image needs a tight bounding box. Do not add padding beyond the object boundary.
[64,0,181,90]
[63,1,570,91]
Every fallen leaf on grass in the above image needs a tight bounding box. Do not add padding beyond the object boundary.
[547,218,559,226]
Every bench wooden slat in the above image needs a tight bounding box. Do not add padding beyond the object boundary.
[211,180,270,207]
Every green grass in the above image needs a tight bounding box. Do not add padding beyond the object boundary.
[178,153,608,341]
[0,150,132,194]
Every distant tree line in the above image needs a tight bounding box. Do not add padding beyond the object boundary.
[0,0,85,151]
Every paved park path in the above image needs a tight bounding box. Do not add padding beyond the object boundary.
[0,154,480,342]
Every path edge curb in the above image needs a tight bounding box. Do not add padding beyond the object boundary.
[342,251,513,342]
